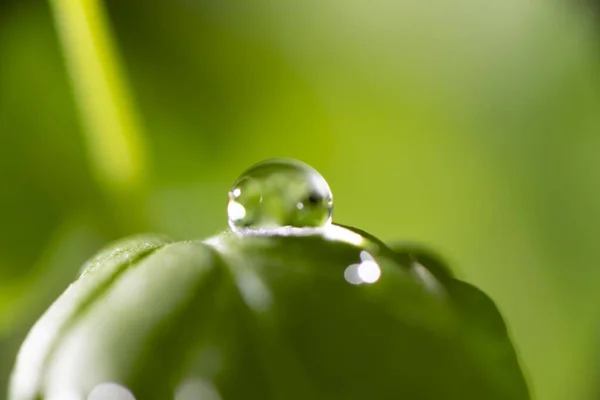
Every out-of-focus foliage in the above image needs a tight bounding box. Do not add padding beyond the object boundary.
[0,0,599,399]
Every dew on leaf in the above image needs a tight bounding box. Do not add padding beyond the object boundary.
[228,158,333,231]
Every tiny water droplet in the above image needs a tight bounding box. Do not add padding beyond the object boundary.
[228,158,333,231]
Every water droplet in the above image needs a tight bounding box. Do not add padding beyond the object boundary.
[228,158,333,231]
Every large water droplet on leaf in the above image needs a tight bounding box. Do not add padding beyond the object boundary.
[228,158,333,231]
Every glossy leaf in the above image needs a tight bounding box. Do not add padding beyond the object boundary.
[9,227,530,400]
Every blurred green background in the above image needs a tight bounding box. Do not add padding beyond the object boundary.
[1,0,599,398]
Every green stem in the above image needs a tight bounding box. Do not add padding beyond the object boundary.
[49,0,147,196]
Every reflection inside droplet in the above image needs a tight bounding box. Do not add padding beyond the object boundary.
[227,158,333,231]
[344,251,382,285]
[227,201,246,222]
[88,382,136,400]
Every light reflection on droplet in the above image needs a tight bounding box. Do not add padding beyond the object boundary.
[87,382,136,400]
[227,201,246,222]
[175,378,221,400]
[344,251,381,285]
[232,188,241,198]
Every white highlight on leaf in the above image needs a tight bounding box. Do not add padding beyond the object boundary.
[175,378,221,400]
[218,223,364,247]
[344,251,381,285]
[343,264,362,285]
[357,260,381,283]
[322,224,363,246]
[47,392,80,400]
[411,262,446,298]
[235,268,272,313]
[87,382,136,400]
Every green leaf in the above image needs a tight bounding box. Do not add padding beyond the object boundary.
[9,226,530,400]
[9,235,172,400]
[387,243,530,400]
